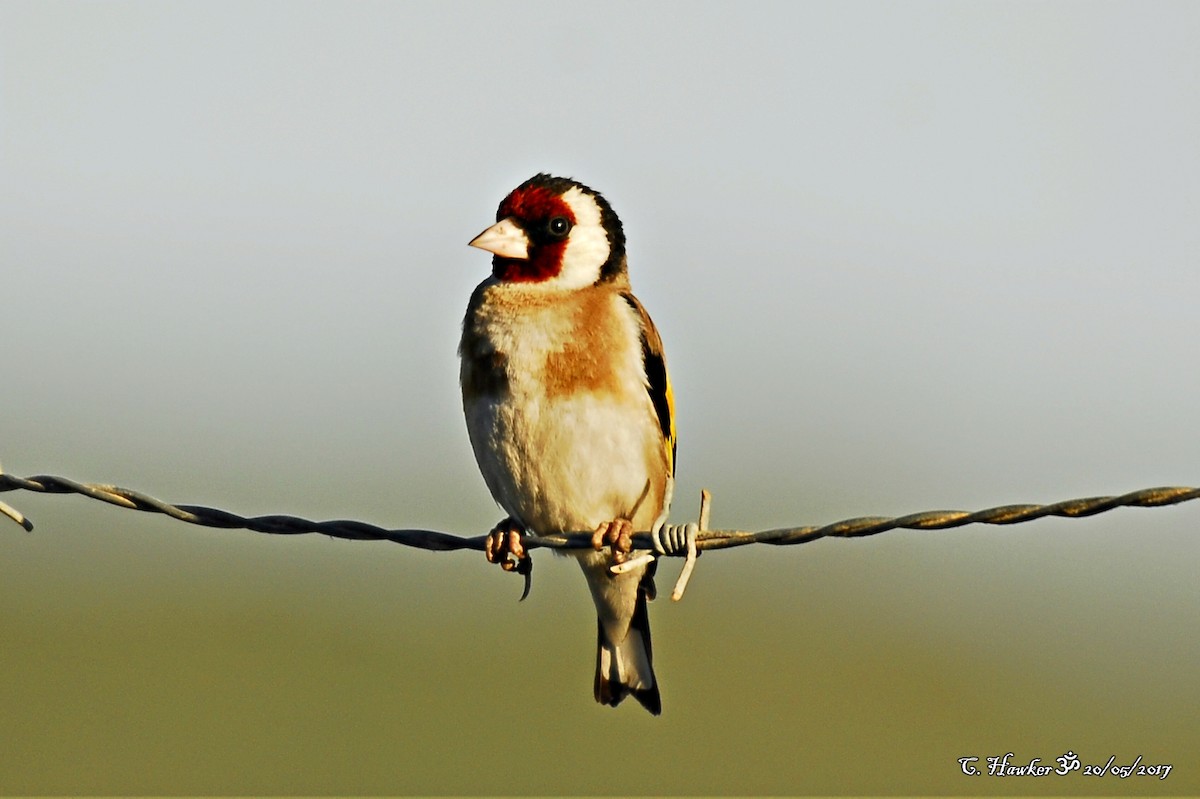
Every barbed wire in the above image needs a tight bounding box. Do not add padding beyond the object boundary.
[2,470,1197,554]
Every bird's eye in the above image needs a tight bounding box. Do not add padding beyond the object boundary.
[547,216,572,238]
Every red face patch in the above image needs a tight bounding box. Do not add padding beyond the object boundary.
[497,184,574,224]
[493,185,577,283]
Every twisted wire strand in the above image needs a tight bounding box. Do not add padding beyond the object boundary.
[2,472,1196,554]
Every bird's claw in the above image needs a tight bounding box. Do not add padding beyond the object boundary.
[515,555,533,601]
[485,520,533,601]
[591,518,634,565]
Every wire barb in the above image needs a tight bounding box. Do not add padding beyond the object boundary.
[0,462,33,531]
[0,500,32,532]
[665,490,708,600]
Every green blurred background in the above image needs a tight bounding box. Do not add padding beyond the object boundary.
[2,1,1198,795]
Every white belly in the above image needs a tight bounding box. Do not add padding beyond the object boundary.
[466,387,662,536]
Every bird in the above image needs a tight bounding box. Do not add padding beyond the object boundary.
[459,173,676,715]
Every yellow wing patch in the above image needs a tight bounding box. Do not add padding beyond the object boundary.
[621,293,675,477]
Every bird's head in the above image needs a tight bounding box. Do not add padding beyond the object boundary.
[469,174,627,289]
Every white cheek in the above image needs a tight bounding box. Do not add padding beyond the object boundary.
[556,227,610,289]
[553,186,610,290]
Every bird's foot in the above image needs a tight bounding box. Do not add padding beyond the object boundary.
[485,518,533,600]
[591,518,634,565]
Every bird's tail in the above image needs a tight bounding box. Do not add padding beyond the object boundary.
[594,580,661,715]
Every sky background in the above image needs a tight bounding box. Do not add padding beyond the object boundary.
[2,1,1198,795]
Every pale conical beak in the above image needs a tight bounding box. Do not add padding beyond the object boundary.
[469,217,530,260]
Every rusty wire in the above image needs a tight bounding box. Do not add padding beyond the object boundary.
[2,471,1197,556]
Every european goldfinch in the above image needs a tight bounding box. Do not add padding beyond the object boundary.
[460,174,675,715]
